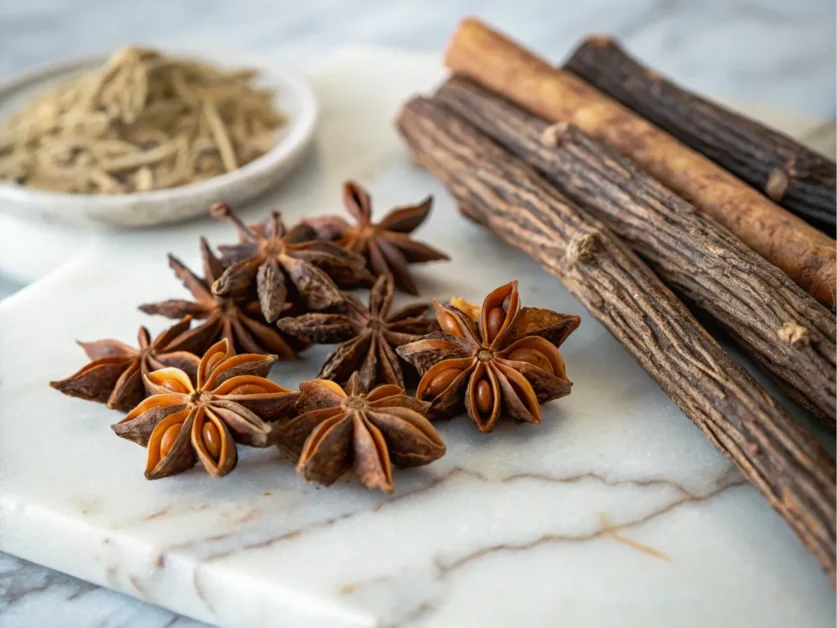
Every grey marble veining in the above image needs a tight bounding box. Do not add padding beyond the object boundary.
[0,1,834,626]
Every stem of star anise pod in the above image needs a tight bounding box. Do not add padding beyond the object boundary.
[396,95,836,584]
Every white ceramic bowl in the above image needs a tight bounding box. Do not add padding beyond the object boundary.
[0,50,318,228]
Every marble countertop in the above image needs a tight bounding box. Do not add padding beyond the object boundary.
[1,1,835,627]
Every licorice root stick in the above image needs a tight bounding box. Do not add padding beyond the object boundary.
[564,36,837,233]
[444,18,837,308]
[396,95,836,583]
[433,76,837,428]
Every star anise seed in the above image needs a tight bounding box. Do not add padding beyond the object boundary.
[305,181,449,295]
[449,297,481,321]
[113,339,299,480]
[277,274,438,390]
[50,316,204,412]
[138,238,301,358]
[274,373,446,493]
[210,203,374,322]
[397,281,580,432]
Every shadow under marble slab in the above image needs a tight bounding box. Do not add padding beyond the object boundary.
[0,553,207,628]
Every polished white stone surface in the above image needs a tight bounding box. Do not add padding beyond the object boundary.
[1,45,835,628]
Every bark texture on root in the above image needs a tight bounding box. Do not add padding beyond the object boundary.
[564,36,836,233]
[397,95,836,584]
[434,76,836,428]
[443,18,837,308]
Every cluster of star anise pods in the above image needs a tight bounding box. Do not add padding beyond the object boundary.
[50,182,580,492]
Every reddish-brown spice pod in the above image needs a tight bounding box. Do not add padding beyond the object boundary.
[398,281,580,432]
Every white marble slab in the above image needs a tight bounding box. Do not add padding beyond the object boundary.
[0,48,834,628]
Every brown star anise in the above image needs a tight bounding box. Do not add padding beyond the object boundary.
[305,181,449,294]
[50,317,204,412]
[274,373,446,493]
[209,203,373,322]
[139,238,301,358]
[276,274,438,391]
[113,339,299,480]
[397,281,580,432]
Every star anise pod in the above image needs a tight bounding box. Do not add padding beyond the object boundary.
[139,238,301,358]
[113,339,299,480]
[50,317,204,412]
[305,181,449,295]
[397,281,580,433]
[276,274,438,391]
[274,373,446,493]
[209,203,373,322]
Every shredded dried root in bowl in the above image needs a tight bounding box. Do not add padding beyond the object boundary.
[0,47,286,194]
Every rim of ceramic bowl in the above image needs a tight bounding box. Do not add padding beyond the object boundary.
[0,51,319,217]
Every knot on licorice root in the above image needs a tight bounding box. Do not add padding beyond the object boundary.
[777,321,810,346]
[541,122,570,147]
[765,168,790,202]
[566,231,598,266]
